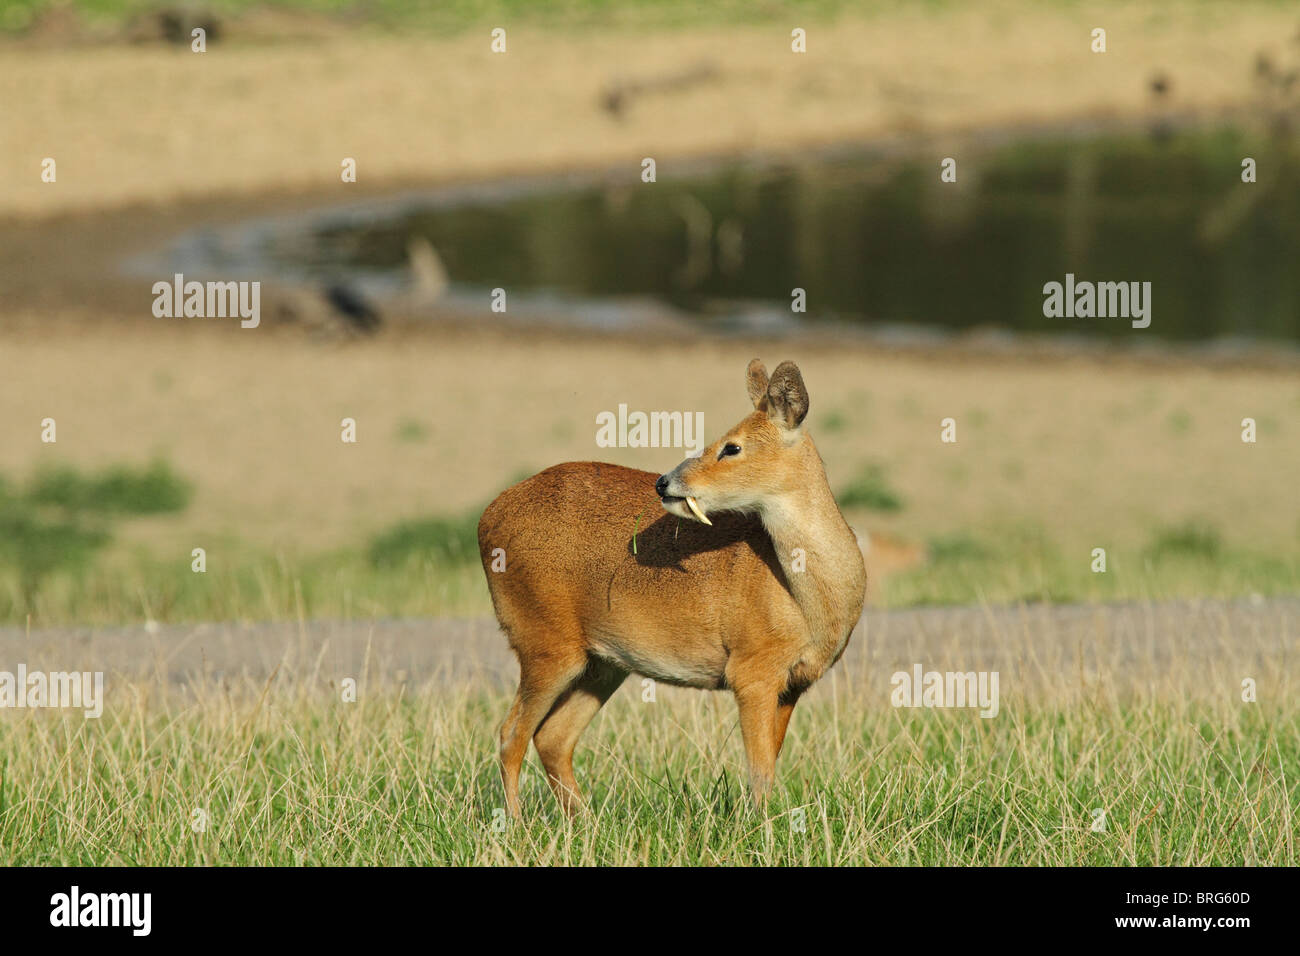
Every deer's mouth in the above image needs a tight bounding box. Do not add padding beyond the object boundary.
[659,493,712,525]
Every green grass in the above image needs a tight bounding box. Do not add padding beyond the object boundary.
[0,549,489,624]
[3,523,1298,625]
[1146,521,1222,560]
[394,419,430,444]
[0,460,1295,626]
[26,460,192,516]
[0,0,897,36]
[837,463,904,513]
[882,525,1299,608]
[0,674,1292,864]
[368,512,480,568]
[0,461,192,615]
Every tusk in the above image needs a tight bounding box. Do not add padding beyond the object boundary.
[685,496,712,525]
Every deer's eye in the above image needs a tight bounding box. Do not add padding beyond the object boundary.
[719,442,742,459]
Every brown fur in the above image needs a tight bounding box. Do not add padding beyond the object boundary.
[478,360,867,817]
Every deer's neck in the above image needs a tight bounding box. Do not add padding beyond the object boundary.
[759,439,867,656]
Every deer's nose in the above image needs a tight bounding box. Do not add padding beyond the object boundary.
[655,474,670,497]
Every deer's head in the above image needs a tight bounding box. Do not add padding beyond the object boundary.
[656,359,812,525]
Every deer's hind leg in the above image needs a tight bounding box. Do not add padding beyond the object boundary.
[533,657,627,816]
[499,637,588,820]
[773,689,802,759]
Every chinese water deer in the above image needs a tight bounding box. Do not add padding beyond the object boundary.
[478,359,867,817]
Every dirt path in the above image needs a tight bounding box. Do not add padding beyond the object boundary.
[3,598,1293,702]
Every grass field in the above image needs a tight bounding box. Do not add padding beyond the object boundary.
[1,602,1294,865]
[7,529,1300,626]
[11,690,1292,864]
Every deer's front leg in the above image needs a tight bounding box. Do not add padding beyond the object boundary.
[733,683,782,805]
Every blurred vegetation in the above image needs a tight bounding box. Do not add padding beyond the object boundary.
[28,460,192,514]
[0,460,191,612]
[3,494,1298,625]
[820,409,849,434]
[368,512,480,568]
[882,520,1299,609]
[926,532,990,564]
[0,0,895,36]
[393,419,430,444]
[1145,521,1223,561]
[837,463,904,513]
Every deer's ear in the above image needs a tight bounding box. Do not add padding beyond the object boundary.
[766,361,809,430]
[746,359,770,410]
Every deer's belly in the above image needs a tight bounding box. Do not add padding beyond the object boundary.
[587,621,728,689]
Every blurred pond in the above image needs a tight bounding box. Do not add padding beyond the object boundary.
[166,125,1300,342]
